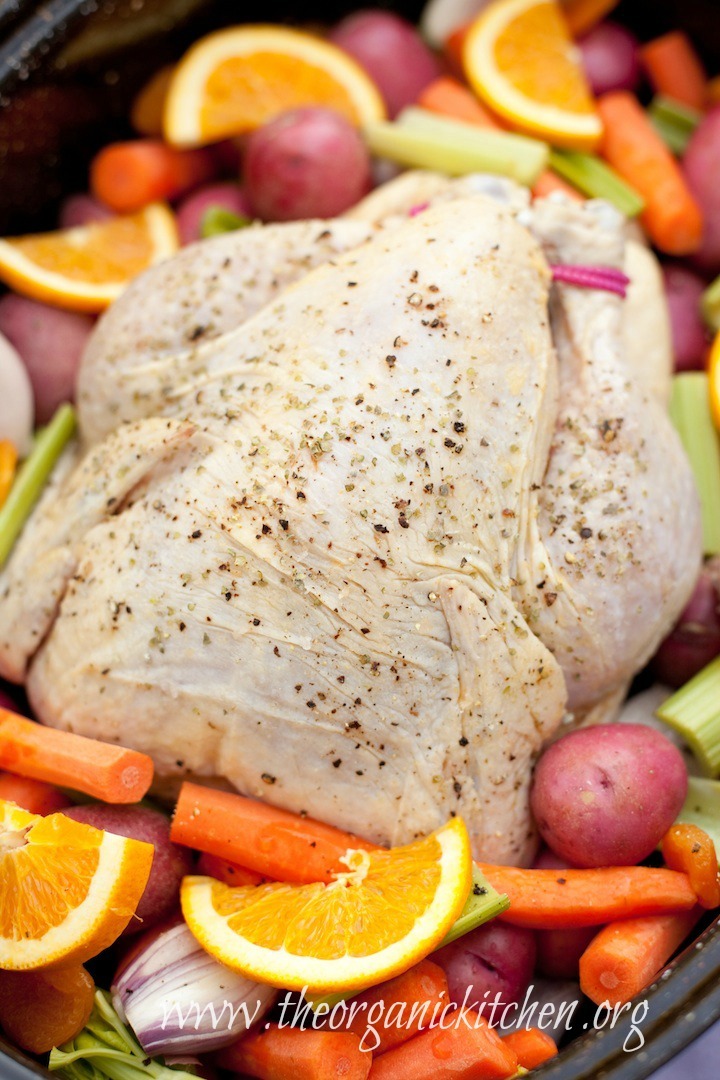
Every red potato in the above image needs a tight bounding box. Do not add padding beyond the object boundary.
[683,106,720,271]
[244,108,372,221]
[662,263,710,371]
[329,10,441,118]
[0,294,93,424]
[58,193,114,229]
[530,724,688,868]
[434,921,536,1010]
[63,804,193,935]
[579,22,640,97]
[176,182,253,244]
[652,562,720,686]
[532,849,597,978]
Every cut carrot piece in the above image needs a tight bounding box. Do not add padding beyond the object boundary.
[531,169,584,201]
[443,23,471,81]
[641,32,707,112]
[0,440,17,510]
[579,909,702,1006]
[561,0,619,38]
[502,1028,558,1069]
[0,709,153,803]
[417,76,501,128]
[215,1024,372,1080]
[478,863,698,928]
[196,850,264,887]
[0,771,71,815]
[344,960,449,1055]
[597,91,703,255]
[90,139,215,213]
[368,1009,518,1080]
[171,781,377,885]
[662,823,720,909]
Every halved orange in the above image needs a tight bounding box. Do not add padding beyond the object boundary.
[163,25,386,148]
[0,800,153,970]
[463,0,603,151]
[0,203,179,314]
[181,816,472,994]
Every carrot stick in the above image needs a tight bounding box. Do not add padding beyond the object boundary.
[90,139,214,213]
[579,908,703,1006]
[662,823,720,909]
[368,1009,518,1080]
[531,169,584,202]
[560,0,620,38]
[196,850,264,887]
[597,91,703,255]
[343,960,449,1055]
[641,32,707,112]
[477,863,698,929]
[171,781,378,885]
[0,709,154,804]
[417,77,501,128]
[0,441,17,510]
[0,771,72,816]
[443,23,471,81]
[502,1028,558,1070]
[214,1025,372,1080]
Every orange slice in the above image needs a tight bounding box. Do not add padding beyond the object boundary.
[709,331,720,430]
[163,24,386,148]
[0,203,179,314]
[463,0,602,151]
[0,800,153,970]
[181,816,472,994]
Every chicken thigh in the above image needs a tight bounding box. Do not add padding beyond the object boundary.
[0,188,700,864]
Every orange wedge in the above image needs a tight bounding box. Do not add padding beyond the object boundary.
[181,816,472,994]
[0,203,179,314]
[463,0,602,151]
[163,24,386,148]
[0,800,153,970]
[709,331,720,430]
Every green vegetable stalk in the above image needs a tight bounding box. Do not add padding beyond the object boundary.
[658,656,720,777]
[668,373,720,557]
[548,150,645,217]
[648,96,702,156]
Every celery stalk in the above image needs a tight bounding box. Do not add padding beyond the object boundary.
[648,96,702,156]
[657,656,720,777]
[701,274,720,333]
[548,150,645,217]
[364,114,548,186]
[675,775,720,856]
[669,373,720,556]
[200,207,252,239]
[0,402,75,569]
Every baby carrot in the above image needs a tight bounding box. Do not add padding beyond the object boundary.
[597,91,703,255]
[477,863,698,929]
[171,782,377,885]
[344,960,449,1055]
[531,169,584,201]
[502,1028,558,1070]
[662,823,720,909]
[368,1009,518,1080]
[579,909,702,1006]
[90,139,214,213]
[196,850,264,887]
[0,771,71,815]
[641,32,707,111]
[215,1025,371,1080]
[417,76,501,128]
[0,709,153,803]
[444,23,471,80]
[561,0,620,38]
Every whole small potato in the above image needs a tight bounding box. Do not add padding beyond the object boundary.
[530,724,688,867]
[176,182,253,245]
[63,804,193,935]
[434,921,536,1009]
[683,106,720,271]
[662,263,710,372]
[59,193,114,229]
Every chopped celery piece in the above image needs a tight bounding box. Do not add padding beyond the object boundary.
[307,865,509,1012]
[668,373,720,555]
[676,776,720,855]
[0,402,75,569]
[438,863,509,947]
[200,207,252,239]
[702,274,720,332]
[50,990,196,1080]
[648,95,702,155]
[657,656,720,776]
[548,150,645,217]
[364,113,548,186]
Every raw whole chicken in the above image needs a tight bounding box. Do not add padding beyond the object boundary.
[0,176,700,864]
